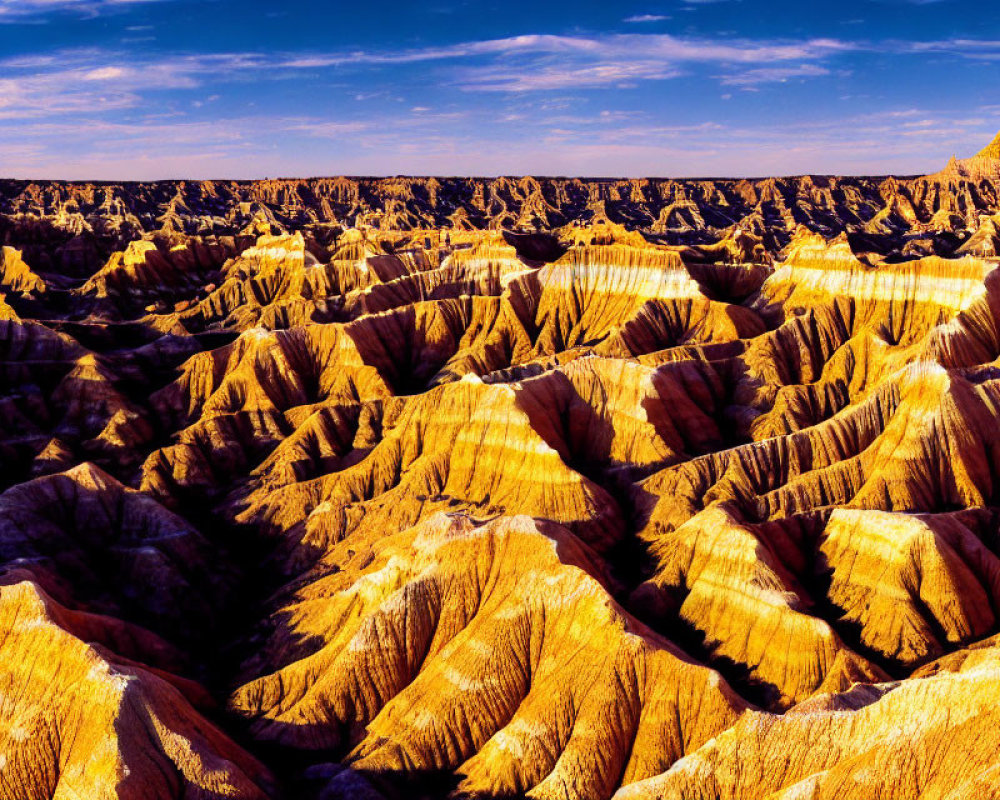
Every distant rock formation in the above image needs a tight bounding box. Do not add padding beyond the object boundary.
[931,130,1000,181]
[0,132,999,276]
[977,131,1000,160]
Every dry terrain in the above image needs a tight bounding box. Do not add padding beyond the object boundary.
[2,134,1000,799]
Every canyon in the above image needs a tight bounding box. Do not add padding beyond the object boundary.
[2,134,1000,799]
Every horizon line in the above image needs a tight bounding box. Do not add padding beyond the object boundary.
[0,171,928,184]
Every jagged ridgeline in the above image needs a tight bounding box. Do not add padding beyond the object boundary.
[2,138,1000,800]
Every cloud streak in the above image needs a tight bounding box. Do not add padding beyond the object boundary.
[1,29,997,118]
[719,64,834,86]
[12,30,1000,115]
[0,31,860,118]
[157,32,859,95]
[0,0,168,21]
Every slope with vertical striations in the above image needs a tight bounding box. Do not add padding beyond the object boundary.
[1,136,1000,799]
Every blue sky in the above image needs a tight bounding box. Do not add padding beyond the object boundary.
[0,0,998,179]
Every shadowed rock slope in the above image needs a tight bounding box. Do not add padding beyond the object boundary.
[2,137,1000,799]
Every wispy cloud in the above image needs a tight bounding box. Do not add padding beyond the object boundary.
[278,33,855,70]
[448,33,850,92]
[623,14,670,22]
[901,38,1000,59]
[0,33,858,114]
[720,64,834,86]
[276,33,855,93]
[2,29,996,116]
[0,0,168,21]
[0,49,271,118]
[455,62,684,92]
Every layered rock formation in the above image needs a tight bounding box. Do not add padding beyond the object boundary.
[3,133,1000,275]
[1,136,1000,798]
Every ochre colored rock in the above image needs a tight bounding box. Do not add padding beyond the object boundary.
[231,513,745,799]
[2,135,1000,798]
[0,579,273,800]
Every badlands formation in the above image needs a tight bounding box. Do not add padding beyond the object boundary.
[3,137,1000,798]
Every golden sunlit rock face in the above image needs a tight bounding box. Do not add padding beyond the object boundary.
[3,143,1000,799]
